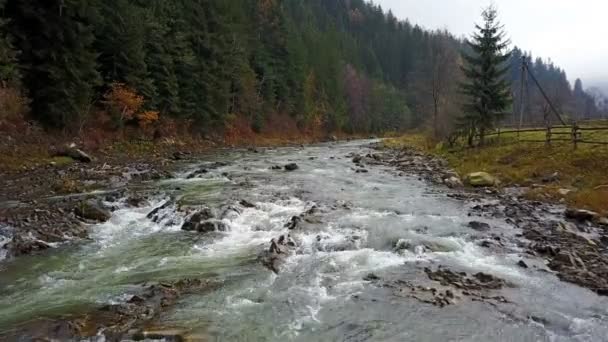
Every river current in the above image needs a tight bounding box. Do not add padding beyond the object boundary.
[1,141,607,341]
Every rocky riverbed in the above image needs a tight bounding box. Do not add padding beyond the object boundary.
[1,140,608,341]
[369,142,608,297]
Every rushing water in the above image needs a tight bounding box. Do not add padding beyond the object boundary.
[1,141,608,341]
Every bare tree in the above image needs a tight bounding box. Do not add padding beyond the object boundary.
[411,31,463,141]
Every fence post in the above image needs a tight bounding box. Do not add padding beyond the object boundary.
[571,123,579,150]
[497,127,501,145]
[546,125,552,147]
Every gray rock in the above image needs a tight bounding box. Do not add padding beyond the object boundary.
[444,176,463,188]
[468,221,491,231]
[53,144,93,163]
[284,163,299,171]
[565,208,600,222]
[182,209,222,233]
[74,200,111,222]
[464,172,497,187]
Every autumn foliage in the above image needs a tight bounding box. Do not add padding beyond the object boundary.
[103,82,159,130]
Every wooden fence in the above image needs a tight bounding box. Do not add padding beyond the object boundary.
[484,120,608,149]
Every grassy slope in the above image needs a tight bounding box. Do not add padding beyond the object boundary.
[386,129,608,214]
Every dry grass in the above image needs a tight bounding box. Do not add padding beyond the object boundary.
[387,129,608,214]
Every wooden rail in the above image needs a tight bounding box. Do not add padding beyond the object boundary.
[480,121,608,149]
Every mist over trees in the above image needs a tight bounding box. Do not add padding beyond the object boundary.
[0,0,601,139]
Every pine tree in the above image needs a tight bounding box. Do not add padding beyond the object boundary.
[97,0,156,102]
[460,6,511,145]
[0,0,19,87]
[6,0,101,128]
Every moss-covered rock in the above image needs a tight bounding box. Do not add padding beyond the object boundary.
[465,172,497,187]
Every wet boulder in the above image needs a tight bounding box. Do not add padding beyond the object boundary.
[5,235,52,257]
[146,201,174,223]
[284,163,299,171]
[285,216,302,230]
[183,220,227,233]
[464,172,497,187]
[125,196,147,207]
[186,168,209,179]
[74,200,111,222]
[182,209,226,233]
[220,205,242,220]
[239,199,256,208]
[260,234,297,273]
[468,221,491,232]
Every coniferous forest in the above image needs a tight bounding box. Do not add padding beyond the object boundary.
[0,0,601,140]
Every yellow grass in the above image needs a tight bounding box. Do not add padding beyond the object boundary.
[386,128,608,214]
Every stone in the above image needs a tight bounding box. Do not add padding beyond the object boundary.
[363,273,380,281]
[239,200,256,208]
[182,219,226,233]
[285,216,302,230]
[444,176,463,188]
[541,172,560,183]
[126,196,146,207]
[6,235,52,257]
[187,168,208,179]
[147,201,172,222]
[468,221,491,232]
[171,151,188,160]
[564,208,600,222]
[464,172,497,187]
[53,144,93,163]
[284,163,299,171]
[181,209,226,233]
[517,260,529,269]
[352,155,363,163]
[74,200,111,222]
[260,234,297,273]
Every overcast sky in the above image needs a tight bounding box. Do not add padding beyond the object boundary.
[374,0,608,90]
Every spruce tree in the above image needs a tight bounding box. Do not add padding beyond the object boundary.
[6,0,101,128]
[0,0,19,87]
[460,6,511,145]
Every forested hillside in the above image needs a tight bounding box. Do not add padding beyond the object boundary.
[0,0,600,139]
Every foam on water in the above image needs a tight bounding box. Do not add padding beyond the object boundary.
[91,202,183,251]
[192,198,308,257]
[0,235,10,261]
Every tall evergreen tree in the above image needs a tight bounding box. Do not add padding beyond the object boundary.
[460,6,511,145]
[6,0,101,128]
[0,0,19,87]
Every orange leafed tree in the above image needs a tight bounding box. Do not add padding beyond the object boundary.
[137,110,159,128]
[104,82,144,124]
[104,82,159,131]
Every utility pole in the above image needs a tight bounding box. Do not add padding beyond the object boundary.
[518,56,527,140]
